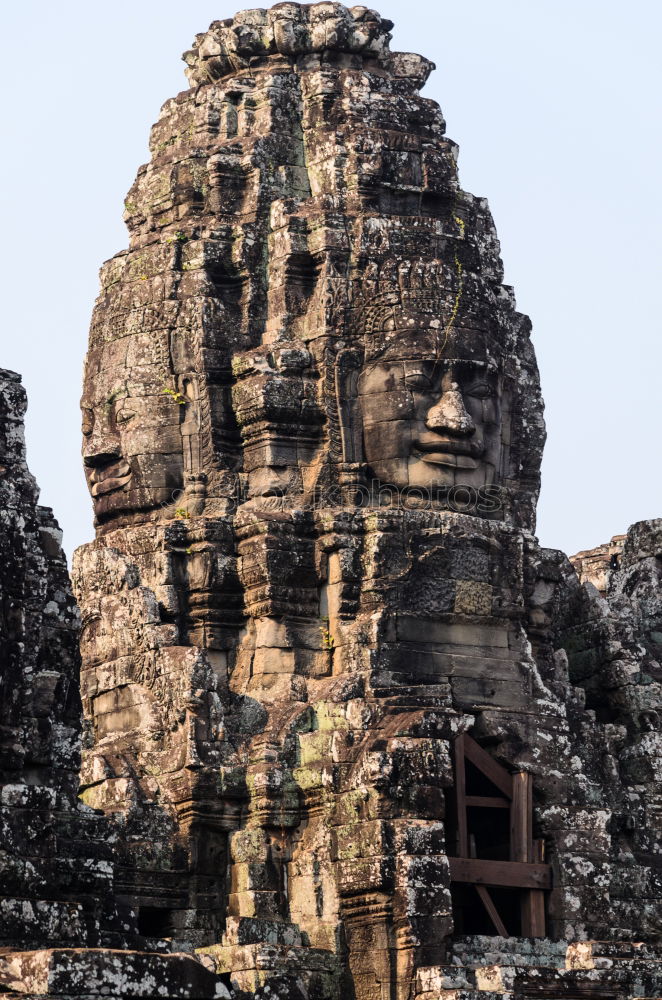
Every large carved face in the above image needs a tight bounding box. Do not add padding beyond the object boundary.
[81,348,186,525]
[357,328,503,491]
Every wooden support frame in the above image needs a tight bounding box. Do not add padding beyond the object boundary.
[510,771,531,862]
[475,885,508,937]
[465,795,510,809]
[463,735,513,799]
[449,734,551,938]
[453,733,469,857]
[448,857,551,890]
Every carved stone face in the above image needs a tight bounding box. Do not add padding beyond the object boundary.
[81,361,186,524]
[357,330,503,491]
[270,4,308,55]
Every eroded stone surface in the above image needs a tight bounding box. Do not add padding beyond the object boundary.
[72,3,662,996]
[3,5,662,1000]
[0,370,225,996]
[81,1,544,536]
[570,534,625,595]
[0,369,124,952]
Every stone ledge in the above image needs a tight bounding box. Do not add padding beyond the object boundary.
[0,950,229,999]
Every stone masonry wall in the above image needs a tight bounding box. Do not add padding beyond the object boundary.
[1,6,661,1000]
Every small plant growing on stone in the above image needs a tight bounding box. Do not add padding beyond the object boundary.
[105,387,126,408]
[174,508,191,520]
[320,616,334,650]
[162,386,187,406]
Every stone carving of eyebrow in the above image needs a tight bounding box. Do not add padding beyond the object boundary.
[398,359,496,394]
[419,357,498,387]
[444,360,497,371]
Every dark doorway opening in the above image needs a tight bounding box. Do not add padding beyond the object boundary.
[137,906,173,938]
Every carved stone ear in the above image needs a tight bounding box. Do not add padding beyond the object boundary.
[334,349,363,465]
[334,348,367,500]
[176,374,202,477]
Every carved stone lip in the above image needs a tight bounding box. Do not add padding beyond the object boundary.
[413,436,481,456]
[89,462,132,497]
[413,450,479,470]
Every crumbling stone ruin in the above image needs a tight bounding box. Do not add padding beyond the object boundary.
[570,536,626,596]
[1,5,661,999]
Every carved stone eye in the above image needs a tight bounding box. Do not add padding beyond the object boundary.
[116,408,136,424]
[81,408,94,436]
[404,373,432,391]
[467,382,494,399]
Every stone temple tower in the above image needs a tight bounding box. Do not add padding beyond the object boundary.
[2,5,662,1000]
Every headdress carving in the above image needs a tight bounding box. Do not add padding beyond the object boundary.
[351,266,460,363]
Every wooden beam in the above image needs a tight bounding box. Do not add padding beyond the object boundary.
[510,771,531,862]
[475,885,508,937]
[465,795,510,809]
[463,735,512,799]
[453,734,469,857]
[448,857,552,890]
[527,825,548,937]
[521,889,546,937]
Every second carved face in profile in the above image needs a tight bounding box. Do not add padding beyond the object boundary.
[81,365,187,525]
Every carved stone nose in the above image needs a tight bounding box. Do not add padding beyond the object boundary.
[83,440,121,468]
[426,383,475,434]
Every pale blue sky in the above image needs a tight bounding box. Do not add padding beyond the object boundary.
[2,1,660,560]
